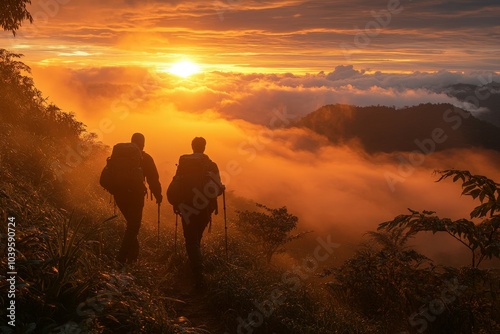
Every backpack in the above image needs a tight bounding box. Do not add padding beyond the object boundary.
[167,154,223,213]
[99,143,145,194]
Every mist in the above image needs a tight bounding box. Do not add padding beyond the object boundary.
[31,65,500,266]
[31,65,500,126]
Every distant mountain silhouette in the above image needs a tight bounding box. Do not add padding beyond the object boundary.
[441,82,500,128]
[295,103,500,153]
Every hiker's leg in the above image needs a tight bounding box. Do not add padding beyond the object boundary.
[181,216,199,269]
[182,211,210,278]
[115,192,144,263]
[114,193,131,263]
[194,214,210,284]
[127,194,144,262]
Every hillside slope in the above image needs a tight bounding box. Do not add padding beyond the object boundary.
[0,49,186,333]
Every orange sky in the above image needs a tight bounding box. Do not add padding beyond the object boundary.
[2,0,499,73]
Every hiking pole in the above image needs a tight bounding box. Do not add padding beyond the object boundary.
[157,203,160,247]
[174,213,178,255]
[223,188,228,260]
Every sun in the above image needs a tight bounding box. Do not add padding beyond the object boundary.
[168,61,200,78]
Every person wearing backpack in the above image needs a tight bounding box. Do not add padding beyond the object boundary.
[168,137,223,288]
[100,133,162,266]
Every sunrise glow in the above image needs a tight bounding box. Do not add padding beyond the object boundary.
[167,61,200,78]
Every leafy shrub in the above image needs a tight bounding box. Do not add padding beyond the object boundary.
[331,170,500,333]
[236,204,308,263]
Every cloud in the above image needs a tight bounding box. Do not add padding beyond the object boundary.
[32,64,500,266]
[324,65,365,81]
[3,0,499,72]
[32,65,500,131]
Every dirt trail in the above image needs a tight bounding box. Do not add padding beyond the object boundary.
[166,264,226,334]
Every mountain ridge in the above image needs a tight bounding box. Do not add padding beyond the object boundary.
[294,103,500,154]
[441,81,500,128]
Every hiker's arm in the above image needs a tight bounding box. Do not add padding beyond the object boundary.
[210,161,225,194]
[143,153,162,203]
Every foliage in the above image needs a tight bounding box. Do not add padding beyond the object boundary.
[0,49,110,213]
[236,203,307,263]
[1,49,87,140]
[331,228,438,331]
[297,103,500,153]
[0,49,43,115]
[0,169,195,333]
[436,169,500,219]
[379,169,500,267]
[0,0,33,35]
[200,232,375,333]
[329,169,500,333]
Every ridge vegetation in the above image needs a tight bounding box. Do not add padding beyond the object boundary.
[295,103,500,153]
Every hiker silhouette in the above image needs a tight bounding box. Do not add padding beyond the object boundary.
[168,137,223,288]
[100,133,162,265]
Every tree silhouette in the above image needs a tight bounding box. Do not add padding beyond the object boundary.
[237,203,308,263]
[1,49,86,138]
[0,48,43,122]
[379,169,500,268]
[1,0,33,36]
